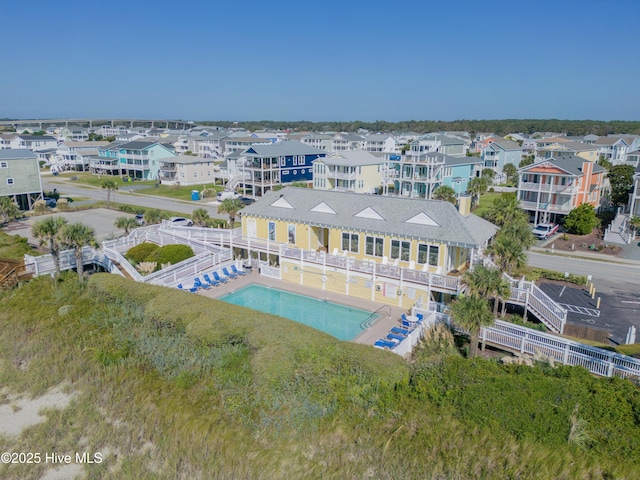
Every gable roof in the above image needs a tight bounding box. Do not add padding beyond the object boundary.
[0,149,38,160]
[519,155,606,176]
[487,136,521,150]
[243,141,325,157]
[242,188,498,247]
[315,150,385,166]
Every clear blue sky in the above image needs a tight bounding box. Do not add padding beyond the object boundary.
[1,0,638,122]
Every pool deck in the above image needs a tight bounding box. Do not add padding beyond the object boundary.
[197,269,408,346]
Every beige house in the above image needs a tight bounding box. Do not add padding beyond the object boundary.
[158,155,218,185]
[312,151,385,194]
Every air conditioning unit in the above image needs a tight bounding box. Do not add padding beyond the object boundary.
[375,283,382,291]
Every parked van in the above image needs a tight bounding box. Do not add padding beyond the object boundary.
[216,191,240,201]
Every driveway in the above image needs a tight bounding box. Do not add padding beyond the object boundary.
[6,209,134,244]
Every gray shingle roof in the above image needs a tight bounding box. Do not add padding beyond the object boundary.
[519,155,606,176]
[488,136,521,150]
[315,151,385,166]
[0,149,38,160]
[242,187,497,247]
[244,141,325,157]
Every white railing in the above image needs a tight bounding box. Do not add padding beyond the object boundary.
[102,247,144,282]
[149,251,234,287]
[482,257,566,333]
[279,246,459,293]
[481,320,640,379]
[24,246,112,277]
[260,265,281,280]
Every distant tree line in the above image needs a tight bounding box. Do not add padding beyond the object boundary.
[199,119,640,136]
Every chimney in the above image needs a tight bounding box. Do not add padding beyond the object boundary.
[458,194,471,217]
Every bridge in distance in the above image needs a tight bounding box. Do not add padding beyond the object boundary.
[0,118,198,130]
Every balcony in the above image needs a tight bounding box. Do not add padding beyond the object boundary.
[332,171,356,180]
[520,200,572,213]
[518,181,578,194]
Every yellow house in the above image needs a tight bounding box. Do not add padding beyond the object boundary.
[241,187,497,273]
[312,150,386,194]
[239,188,497,308]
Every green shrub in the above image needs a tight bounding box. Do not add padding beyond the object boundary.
[144,244,194,270]
[118,204,145,215]
[125,242,160,264]
[525,268,587,286]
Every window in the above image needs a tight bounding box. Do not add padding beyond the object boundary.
[365,236,384,257]
[0,161,7,168]
[268,222,276,241]
[417,244,439,267]
[280,157,285,166]
[391,239,410,261]
[342,232,359,253]
[6,178,15,185]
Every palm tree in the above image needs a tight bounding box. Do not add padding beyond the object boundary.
[501,219,536,250]
[467,177,489,206]
[489,233,527,275]
[191,208,210,227]
[218,198,243,227]
[0,197,20,226]
[114,216,139,235]
[503,163,518,186]
[59,222,96,282]
[101,179,118,208]
[32,217,68,276]
[432,185,456,204]
[481,168,496,181]
[461,264,511,317]
[450,294,494,358]
[485,192,525,227]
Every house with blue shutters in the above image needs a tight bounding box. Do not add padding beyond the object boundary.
[235,141,326,197]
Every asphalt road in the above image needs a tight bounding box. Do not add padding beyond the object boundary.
[527,250,640,288]
[42,176,227,220]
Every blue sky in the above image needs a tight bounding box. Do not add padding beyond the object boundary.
[1,0,639,122]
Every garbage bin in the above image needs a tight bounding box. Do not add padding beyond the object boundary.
[191,190,200,201]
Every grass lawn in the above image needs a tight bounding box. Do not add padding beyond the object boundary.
[55,172,156,188]
[472,191,502,218]
[0,231,37,259]
[1,275,639,478]
[136,183,223,201]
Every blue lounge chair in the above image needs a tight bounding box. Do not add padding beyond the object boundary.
[391,327,410,336]
[222,267,238,279]
[401,319,415,330]
[212,271,228,283]
[231,264,247,276]
[386,333,406,342]
[202,273,220,287]
[374,339,398,349]
[193,277,210,290]
[177,283,198,293]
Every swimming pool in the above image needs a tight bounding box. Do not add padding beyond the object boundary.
[219,284,377,341]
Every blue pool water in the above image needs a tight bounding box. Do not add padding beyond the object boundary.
[220,284,376,341]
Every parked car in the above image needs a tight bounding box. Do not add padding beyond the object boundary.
[239,196,255,206]
[168,216,193,227]
[43,197,57,208]
[532,223,559,240]
[216,190,240,202]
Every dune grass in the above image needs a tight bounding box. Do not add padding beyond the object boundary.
[0,231,37,259]
[0,274,639,479]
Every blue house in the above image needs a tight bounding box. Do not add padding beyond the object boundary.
[94,141,176,180]
[390,152,482,199]
[441,156,484,194]
[237,141,326,197]
[480,136,523,180]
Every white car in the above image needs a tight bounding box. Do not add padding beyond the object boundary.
[532,223,559,240]
[168,217,193,227]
